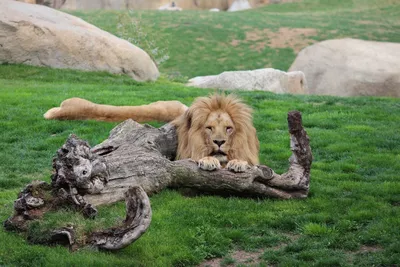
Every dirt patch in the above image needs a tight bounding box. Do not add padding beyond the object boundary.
[199,250,263,267]
[233,27,318,53]
[358,245,383,253]
[390,201,400,206]
[199,233,300,266]
[246,31,261,42]
[345,245,384,265]
[230,39,240,46]
[357,20,376,25]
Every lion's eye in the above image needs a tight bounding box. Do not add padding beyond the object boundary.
[206,126,212,131]
[226,127,233,134]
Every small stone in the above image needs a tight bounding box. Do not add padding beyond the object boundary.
[25,195,45,208]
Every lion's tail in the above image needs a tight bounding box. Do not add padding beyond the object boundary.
[44,97,188,123]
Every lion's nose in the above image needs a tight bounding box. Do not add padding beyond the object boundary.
[213,140,225,147]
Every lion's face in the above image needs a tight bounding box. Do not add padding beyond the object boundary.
[203,111,234,165]
[173,94,260,166]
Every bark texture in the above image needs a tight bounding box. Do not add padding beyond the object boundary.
[4,111,312,250]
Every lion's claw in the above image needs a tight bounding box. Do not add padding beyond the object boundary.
[227,159,249,173]
[198,156,221,171]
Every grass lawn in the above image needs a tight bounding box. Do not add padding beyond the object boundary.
[71,0,400,78]
[1,0,400,266]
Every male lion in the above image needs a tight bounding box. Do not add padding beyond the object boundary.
[44,94,259,172]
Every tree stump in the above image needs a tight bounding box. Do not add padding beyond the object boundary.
[4,111,312,250]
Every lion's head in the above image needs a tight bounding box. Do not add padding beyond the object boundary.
[172,94,259,166]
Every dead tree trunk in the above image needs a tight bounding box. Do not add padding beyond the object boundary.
[4,111,312,250]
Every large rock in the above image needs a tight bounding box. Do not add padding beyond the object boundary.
[15,0,66,9]
[187,68,307,94]
[0,0,159,82]
[289,38,400,97]
[228,0,252,11]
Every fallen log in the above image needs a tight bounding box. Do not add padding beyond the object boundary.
[4,111,312,250]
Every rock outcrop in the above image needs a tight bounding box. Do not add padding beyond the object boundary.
[289,38,400,97]
[228,0,252,11]
[187,68,307,94]
[1,0,159,82]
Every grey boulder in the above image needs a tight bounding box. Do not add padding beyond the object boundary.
[0,0,159,81]
[187,68,308,94]
[289,38,400,97]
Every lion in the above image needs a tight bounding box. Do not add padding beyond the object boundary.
[44,94,259,172]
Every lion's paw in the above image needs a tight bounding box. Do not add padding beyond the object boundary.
[198,156,221,171]
[227,159,250,173]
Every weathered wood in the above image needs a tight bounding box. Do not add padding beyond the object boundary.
[88,186,152,250]
[4,182,152,250]
[4,111,312,250]
[82,111,311,205]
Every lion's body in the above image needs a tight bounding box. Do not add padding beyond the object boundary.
[45,94,259,171]
[172,94,259,167]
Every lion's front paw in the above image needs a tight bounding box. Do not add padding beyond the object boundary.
[227,159,250,173]
[198,156,221,171]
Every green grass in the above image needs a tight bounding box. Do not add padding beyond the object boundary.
[70,0,400,78]
[1,0,400,266]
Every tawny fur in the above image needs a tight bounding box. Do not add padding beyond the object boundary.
[44,94,259,166]
[44,98,188,122]
[172,94,259,166]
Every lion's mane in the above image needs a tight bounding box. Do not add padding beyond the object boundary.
[172,94,259,165]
